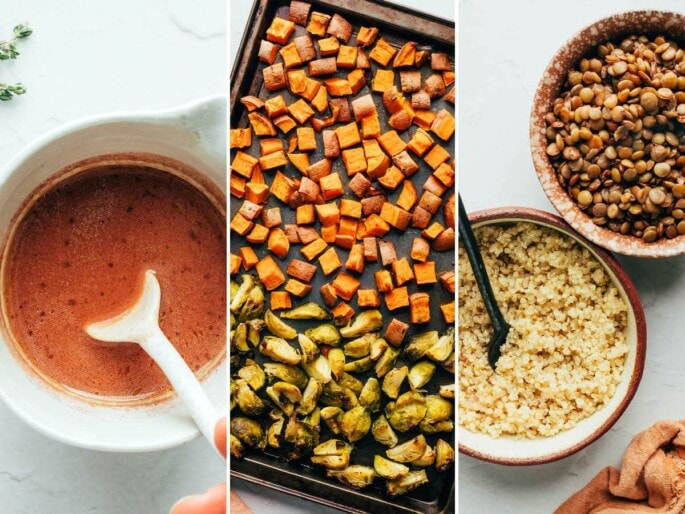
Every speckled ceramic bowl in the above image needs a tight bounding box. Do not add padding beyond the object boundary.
[458,207,646,465]
[531,10,685,257]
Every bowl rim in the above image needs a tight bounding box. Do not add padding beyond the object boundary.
[458,206,647,465]
[529,10,685,258]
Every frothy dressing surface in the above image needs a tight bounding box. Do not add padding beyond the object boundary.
[3,166,226,401]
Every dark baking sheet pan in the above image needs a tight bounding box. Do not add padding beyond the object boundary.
[229,1,455,512]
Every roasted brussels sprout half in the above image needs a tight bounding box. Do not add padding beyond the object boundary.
[266,410,285,448]
[231,323,250,354]
[340,405,372,442]
[259,336,301,365]
[339,310,383,338]
[426,327,454,362]
[230,417,266,450]
[320,380,358,410]
[424,395,453,424]
[263,362,308,389]
[386,470,428,496]
[310,439,353,470]
[305,324,341,346]
[313,439,353,456]
[297,333,320,363]
[311,451,351,470]
[435,439,455,472]
[230,274,256,314]
[369,337,389,361]
[381,366,408,399]
[408,361,436,390]
[321,406,344,435]
[264,309,297,340]
[230,433,245,459]
[296,378,323,415]
[373,455,409,480]
[372,414,399,448]
[338,372,363,395]
[235,379,267,416]
[327,348,345,381]
[344,356,374,373]
[387,391,427,432]
[283,416,319,460]
[266,381,302,415]
[358,378,381,413]
[281,302,331,320]
[439,383,455,399]
[327,465,376,489]
[237,282,265,322]
[411,444,436,467]
[374,345,400,378]
[237,359,265,391]
[403,331,439,361]
[301,354,333,383]
[385,434,427,463]
[343,333,375,358]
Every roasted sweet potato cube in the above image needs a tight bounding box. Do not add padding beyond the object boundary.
[356,26,379,47]
[308,57,337,77]
[318,36,340,56]
[378,130,406,157]
[286,278,312,298]
[385,287,409,311]
[261,207,282,228]
[321,224,337,243]
[338,217,358,237]
[413,109,436,129]
[424,144,450,169]
[388,110,412,132]
[246,224,269,244]
[334,234,355,250]
[369,37,397,67]
[383,85,403,114]
[259,40,280,64]
[400,71,422,93]
[335,122,361,150]
[434,162,455,187]
[245,182,270,204]
[289,0,311,25]
[310,85,328,113]
[238,247,258,271]
[396,181,418,212]
[287,69,308,96]
[344,244,365,274]
[365,147,390,178]
[431,108,455,141]
[230,213,254,236]
[307,11,331,36]
[306,158,332,182]
[361,195,386,217]
[259,150,288,171]
[351,94,376,122]
[372,69,395,93]
[431,52,452,71]
[431,227,455,252]
[372,272,392,296]
[414,261,437,285]
[331,302,355,326]
[326,13,352,43]
[342,148,367,176]
[411,91,431,110]
[240,95,265,112]
[315,202,340,226]
[439,270,455,293]
[270,171,297,204]
[443,70,455,86]
[267,227,291,259]
[424,74,446,99]
[322,129,340,158]
[284,224,301,244]
[407,128,435,157]
[239,200,263,221]
[391,257,414,286]
[287,258,317,282]
[279,42,303,69]
[230,175,246,199]
[325,78,353,97]
[339,199,362,219]
[419,191,442,214]
[231,151,258,179]
[297,127,317,152]
[414,49,430,67]
[378,240,397,266]
[409,292,430,324]
[263,96,286,119]
[347,69,366,96]
[266,17,295,45]
[296,203,316,225]
[229,253,242,275]
[337,45,357,69]
[296,225,319,244]
[378,166,405,191]
[441,301,455,324]
[392,41,416,68]
[392,151,419,177]
[357,289,380,308]
[251,167,265,184]
[384,318,409,347]
[348,173,370,198]
[423,174,448,197]
[273,114,297,134]
[256,255,286,290]
[264,63,287,91]
[332,272,360,301]
[230,128,252,149]
[320,282,338,308]
[319,172,344,200]
[380,202,411,231]
[444,86,455,105]
[410,237,430,263]
[411,205,432,229]
[270,291,292,311]
[318,247,342,275]
[293,34,316,62]
[259,138,284,156]
[356,49,371,69]
[288,153,310,175]
[364,214,390,237]
[301,238,327,261]
[329,98,351,122]
[362,237,377,262]
[287,99,315,124]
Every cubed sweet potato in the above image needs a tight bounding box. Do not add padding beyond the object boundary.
[440,301,455,324]
[296,203,316,225]
[380,202,411,231]
[369,37,396,67]
[285,278,312,298]
[316,202,340,226]
[356,26,379,47]
[230,127,252,149]
[396,181,418,212]
[378,130,406,157]
[266,17,295,45]
[239,246,259,271]
[259,40,280,64]
[414,261,437,285]
[378,240,397,266]
[384,319,409,347]
[364,214,390,237]
[357,289,380,308]
[326,13,352,43]
[296,225,319,244]
[246,224,269,244]
[361,195,386,217]
[230,212,254,236]
[375,269,393,292]
[342,147,367,176]
[439,270,455,293]
[345,244,365,273]
[385,287,409,311]
[372,69,395,93]
[323,129,340,158]
[332,272,360,301]
[411,206,433,230]
[409,292,430,324]
[229,253,242,276]
[267,227,291,260]
[297,127,318,152]
[287,258,318,282]
[348,173,371,198]
[331,302,355,326]
[301,237,328,260]
[307,11,331,37]
[318,247,342,275]
[270,291,292,311]
[391,257,414,286]
[320,282,338,307]
[319,172,344,201]
[410,237,430,262]
[335,122,361,150]
[256,255,286,290]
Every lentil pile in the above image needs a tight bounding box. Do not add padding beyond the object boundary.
[458,222,628,438]
[546,34,685,243]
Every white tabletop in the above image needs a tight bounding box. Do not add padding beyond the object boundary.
[0,1,225,513]
[460,0,685,513]
[228,1,455,512]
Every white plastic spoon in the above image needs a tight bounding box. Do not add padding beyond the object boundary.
[85,269,223,458]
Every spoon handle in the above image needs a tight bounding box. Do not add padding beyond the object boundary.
[458,195,508,333]
[143,327,224,460]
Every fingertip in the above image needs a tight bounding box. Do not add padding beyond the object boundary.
[215,417,227,458]
[170,483,226,514]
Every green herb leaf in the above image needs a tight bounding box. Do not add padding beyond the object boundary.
[13,24,32,39]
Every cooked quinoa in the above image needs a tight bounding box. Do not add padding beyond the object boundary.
[458,222,628,438]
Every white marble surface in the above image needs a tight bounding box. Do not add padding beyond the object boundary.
[0,1,225,513]
[460,0,685,513]
[228,1,455,513]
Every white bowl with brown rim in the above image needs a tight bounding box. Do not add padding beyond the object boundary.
[0,95,226,452]
[459,207,646,465]
[531,10,685,257]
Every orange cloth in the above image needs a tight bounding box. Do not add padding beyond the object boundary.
[556,421,685,513]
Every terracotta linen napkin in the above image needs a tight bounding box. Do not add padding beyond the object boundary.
[556,421,685,513]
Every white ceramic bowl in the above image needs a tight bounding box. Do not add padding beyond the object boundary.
[459,207,646,465]
[0,95,226,452]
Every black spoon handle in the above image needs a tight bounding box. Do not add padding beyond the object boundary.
[458,195,508,333]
